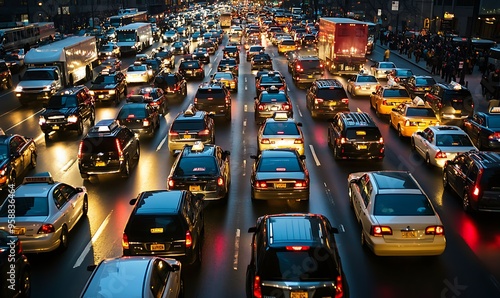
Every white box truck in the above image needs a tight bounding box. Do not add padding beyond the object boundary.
[15,36,97,106]
[115,22,153,55]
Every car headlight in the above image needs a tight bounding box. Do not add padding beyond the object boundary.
[15,86,23,92]
[109,89,116,95]
[67,115,78,123]
[204,53,209,57]
[39,116,46,125]
[42,85,52,91]
[89,90,95,95]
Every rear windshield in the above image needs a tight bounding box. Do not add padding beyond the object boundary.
[382,89,410,98]
[406,107,436,117]
[82,138,117,153]
[260,248,338,281]
[180,61,200,68]
[260,93,288,103]
[172,120,205,131]
[260,76,283,84]
[435,134,473,146]
[257,157,302,172]
[93,75,116,84]
[316,89,347,100]
[345,128,382,141]
[117,106,147,119]
[174,156,219,176]
[281,40,295,45]
[263,122,299,135]
[126,214,184,239]
[374,194,435,216]
[0,197,48,217]
[481,169,500,191]
[46,95,78,108]
[196,89,225,100]
[357,76,378,83]
[297,59,321,70]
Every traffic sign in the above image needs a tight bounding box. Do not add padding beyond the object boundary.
[424,18,430,29]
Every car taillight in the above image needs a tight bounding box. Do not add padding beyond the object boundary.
[77,141,84,159]
[286,246,309,251]
[340,137,346,144]
[169,130,179,136]
[258,104,265,111]
[296,65,303,72]
[294,138,303,144]
[435,151,447,159]
[282,103,291,110]
[261,138,270,144]
[37,224,55,234]
[425,226,444,235]
[254,181,267,188]
[143,119,150,126]
[185,231,192,248]
[217,177,224,186]
[198,129,210,136]
[253,275,262,298]
[335,275,344,298]
[122,233,129,249]
[488,132,500,140]
[16,240,22,255]
[341,98,349,104]
[167,177,174,188]
[279,86,285,91]
[315,98,324,104]
[472,168,483,198]
[294,180,307,188]
[370,225,392,236]
[405,120,417,126]
[382,99,387,105]
[115,139,123,159]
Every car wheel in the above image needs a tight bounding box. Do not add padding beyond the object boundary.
[30,153,37,169]
[121,159,130,178]
[333,145,340,160]
[443,171,449,189]
[44,133,50,143]
[77,121,84,136]
[348,185,354,208]
[58,225,69,251]
[82,196,88,216]
[19,269,31,298]
[463,193,472,212]
[397,125,403,138]
[410,137,416,150]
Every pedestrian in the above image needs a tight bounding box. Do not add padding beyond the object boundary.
[408,45,413,59]
[384,48,390,61]
[415,48,422,63]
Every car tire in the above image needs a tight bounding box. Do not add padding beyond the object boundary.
[77,121,84,136]
[82,196,88,216]
[333,145,340,160]
[463,193,472,213]
[397,125,403,138]
[44,133,50,143]
[121,159,130,178]
[443,171,449,189]
[410,137,416,150]
[90,109,96,126]
[58,225,69,251]
[19,269,31,298]
[30,153,37,169]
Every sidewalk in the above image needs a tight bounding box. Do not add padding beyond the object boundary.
[373,44,488,112]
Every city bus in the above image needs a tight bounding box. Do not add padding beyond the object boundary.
[0,22,55,53]
[109,10,148,28]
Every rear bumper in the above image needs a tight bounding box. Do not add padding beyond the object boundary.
[252,187,309,201]
[367,234,446,256]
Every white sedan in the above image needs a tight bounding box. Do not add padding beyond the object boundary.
[370,61,397,79]
[411,126,477,167]
[126,62,153,83]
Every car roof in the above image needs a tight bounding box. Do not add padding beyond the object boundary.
[181,143,217,156]
[368,171,421,193]
[264,213,326,247]
[428,126,466,134]
[14,181,57,198]
[136,190,183,215]
[466,151,500,169]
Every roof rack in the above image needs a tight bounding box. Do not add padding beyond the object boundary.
[341,112,372,126]
[91,119,119,133]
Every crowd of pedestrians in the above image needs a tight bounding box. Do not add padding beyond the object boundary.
[378,30,498,85]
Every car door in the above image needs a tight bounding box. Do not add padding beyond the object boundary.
[391,103,405,129]
[447,155,469,196]
[9,136,25,175]
[51,185,71,233]
[359,177,373,233]
[463,114,482,145]
[59,183,81,230]
[77,91,89,121]
[150,258,180,298]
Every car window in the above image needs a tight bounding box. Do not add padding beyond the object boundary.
[81,138,117,154]
[406,108,436,117]
[172,120,205,131]
[118,105,148,119]
[435,134,473,146]
[150,259,168,298]
[174,156,218,176]
[374,194,435,216]
[53,185,69,209]
[382,89,410,98]
[127,215,185,239]
[47,95,78,108]
[59,184,76,200]
[260,94,288,103]
[357,76,378,83]
[257,157,302,172]
[0,197,49,216]
[263,122,299,135]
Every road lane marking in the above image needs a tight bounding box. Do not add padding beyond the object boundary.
[244,77,247,83]
[156,135,167,151]
[490,275,500,291]
[287,87,290,92]
[242,160,246,176]
[209,67,212,74]
[5,108,44,132]
[0,106,20,118]
[73,211,113,268]
[324,182,335,207]
[0,90,13,99]
[296,104,302,117]
[233,228,240,270]
[309,145,321,166]
[339,224,345,232]
[61,159,76,172]
[244,105,248,112]
[245,85,247,90]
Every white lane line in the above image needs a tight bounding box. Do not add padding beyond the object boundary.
[209,67,213,74]
[245,85,247,90]
[309,145,321,166]
[0,90,13,99]
[244,105,248,113]
[244,77,247,83]
[296,104,303,118]
[233,228,240,270]
[242,159,246,176]
[34,133,44,144]
[339,224,345,233]
[61,159,76,172]
[156,136,167,151]
[287,87,290,92]
[0,106,19,118]
[73,211,113,268]
[5,108,44,132]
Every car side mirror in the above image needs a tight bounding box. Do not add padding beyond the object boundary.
[129,198,137,205]
[87,265,97,272]
[330,227,339,234]
[76,187,84,192]
[248,226,256,233]
[297,122,303,127]
[170,263,181,272]
[348,178,359,184]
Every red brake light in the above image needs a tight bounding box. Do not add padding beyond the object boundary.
[185,231,192,248]
[294,180,307,188]
[255,181,267,188]
[382,99,387,105]
[435,151,447,159]
[341,98,349,104]
[37,224,55,234]
[198,129,210,136]
[371,225,392,236]
[335,275,344,298]
[253,275,262,298]
[169,131,179,136]
[115,139,123,158]
[488,132,500,140]
[258,104,265,111]
[194,97,198,104]
[77,141,84,159]
[282,103,291,110]
[378,137,384,144]
[294,139,303,144]
[315,98,324,104]
[217,177,224,186]
[425,226,444,235]
[143,119,150,126]
[286,246,310,251]
[122,233,129,249]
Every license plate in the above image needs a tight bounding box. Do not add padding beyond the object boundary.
[328,101,337,106]
[291,292,308,298]
[95,161,106,167]
[183,134,192,139]
[186,70,192,74]
[401,231,417,238]
[308,75,313,78]
[150,228,163,233]
[271,106,278,111]
[52,125,59,130]
[98,95,104,98]
[13,228,25,235]
[358,145,367,150]
[189,185,201,192]
[275,183,287,188]
[150,244,165,251]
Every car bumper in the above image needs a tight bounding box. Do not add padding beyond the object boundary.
[367,234,446,256]
[352,88,377,96]
[127,76,149,83]
[399,125,425,137]
[336,145,385,160]
[168,139,212,152]
[310,107,349,118]
[41,122,78,132]
[18,232,61,253]
[252,188,309,201]
[486,140,500,150]
[79,162,123,175]
[378,105,395,115]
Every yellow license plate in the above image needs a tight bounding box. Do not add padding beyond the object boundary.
[358,145,368,150]
[13,228,25,235]
[95,161,106,167]
[52,125,59,130]
[150,244,165,251]
[329,101,337,106]
[291,292,308,298]
[275,183,287,188]
[98,95,104,98]
[150,228,163,234]
[189,185,201,192]
[401,231,417,238]
[308,75,313,78]
[183,134,192,139]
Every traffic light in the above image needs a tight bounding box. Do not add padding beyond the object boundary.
[424,18,430,29]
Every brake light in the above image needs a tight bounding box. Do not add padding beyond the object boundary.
[143,119,150,126]
[198,129,210,136]
[472,169,483,198]
[405,120,417,126]
[17,240,22,255]
[282,103,291,110]
[425,226,444,235]
[488,132,500,140]
[122,233,129,249]
[185,231,192,248]
[378,137,384,144]
[286,246,309,251]
[294,138,303,144]
[279,86,285,91]
[254,181,267,188]
[253,276,262,298]
[340,137,346,144]
[341,98,349,104]
[37,224,55,234]
[167,177,174,188]
[294,180,308,188]
[77,141,84,159]
[335,275,344,298]
[194,97,198,104]
[371,225,392,236]
[320,63,324,68]
[115,139,123,159]
[169,130,179,136]
[217,177,224,186]
[258,104,265,111]
[261,138,270,144]
[315,98,324,104]
[382,99,387,105]
[435,151,447,159]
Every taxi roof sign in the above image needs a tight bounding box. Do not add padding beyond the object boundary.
[412,96,426,106]
[449,81,463,90]
[191,141,205,152]
[22,172,54,184]
[488,100,500,113]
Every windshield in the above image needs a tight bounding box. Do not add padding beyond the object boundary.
[0,197,49,217]
[357,76,378,83]
[257,157,302,172]
[174,156,218,176]
[93,75,116,84]
[47,95,78,108]
[260,93,287,103]
[383,89,410,98]
[22,70,54,80]
[127,65,147,72]
[214,73,232,80]
[116,31,136,42]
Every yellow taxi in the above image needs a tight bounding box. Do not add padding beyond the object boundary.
[370,80,412,116]
[257,112,305,155]
[277,38,297,54]
[211,72,238,91]
[389,97,440,137]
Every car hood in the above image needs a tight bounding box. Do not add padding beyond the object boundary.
[91,83,117,90]
[18,80,55,88]
[42,107,78,117]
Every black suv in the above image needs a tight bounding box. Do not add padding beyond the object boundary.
[89,70,127,104]
[328,111,385,160]
[246,213,347,298]
[306,79,349,118]
[0,60,13,90]
[39,85,96,141]
[179,59,205,80]
[443,151,500,212]
[122,190,204,265]
[167,142,231,200]
[423,81,474,125]
[78,119,140,179]
[154,71,187,98]
[291,55,324,85]
[168,105,215,154]
[0,230,31,298]
[194,81,232,121]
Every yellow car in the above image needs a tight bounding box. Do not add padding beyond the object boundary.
[257,112,305,155]
[390,97,440,137]
[211,72,238,91]
[277,38,297,54]
[370,83,412,116]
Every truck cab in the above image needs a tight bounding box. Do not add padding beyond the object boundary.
[15,67,63,106]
